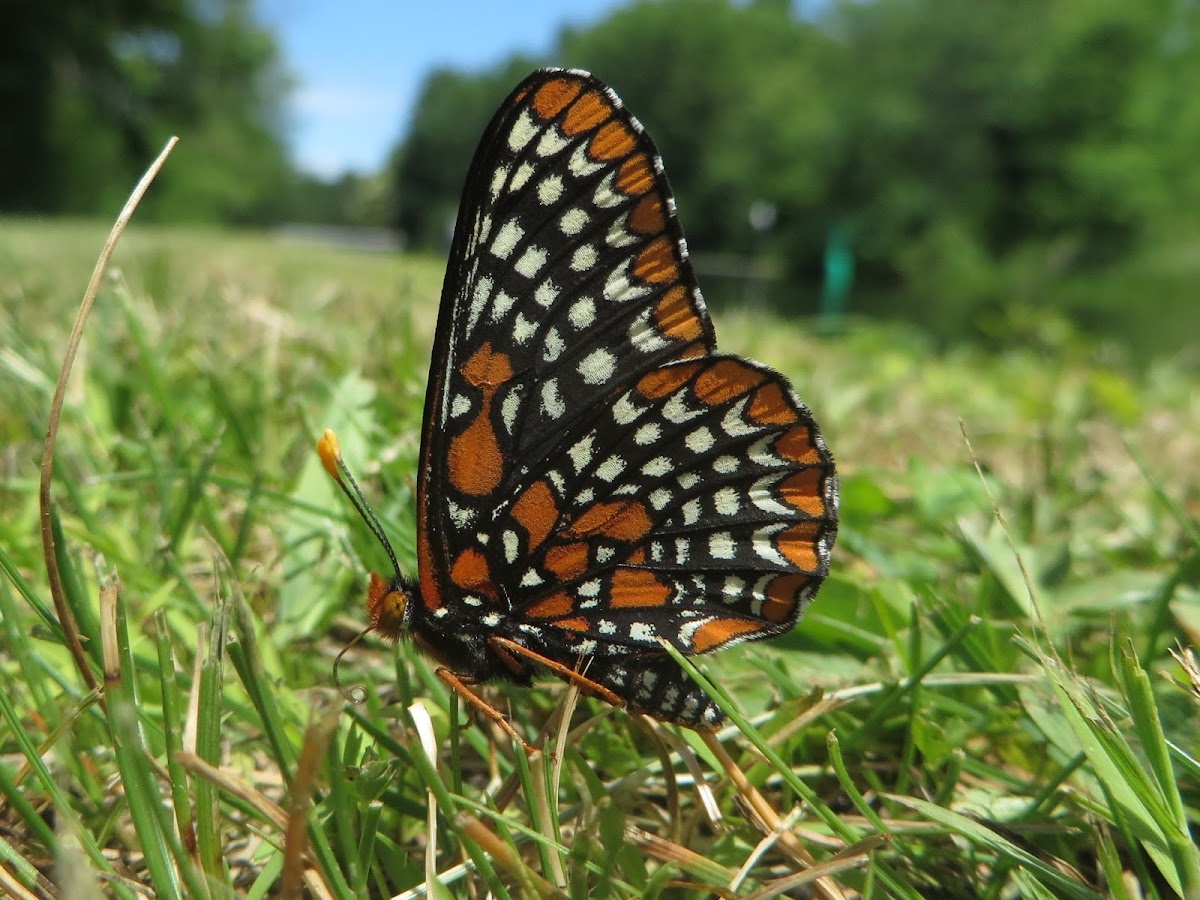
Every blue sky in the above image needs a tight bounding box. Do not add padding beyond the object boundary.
[258,1,626,178]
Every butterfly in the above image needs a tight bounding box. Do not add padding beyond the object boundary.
[320,68,838,736]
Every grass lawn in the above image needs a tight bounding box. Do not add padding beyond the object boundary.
[1,217,1197,898]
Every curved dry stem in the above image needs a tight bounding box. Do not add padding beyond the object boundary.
[38,137,178,697]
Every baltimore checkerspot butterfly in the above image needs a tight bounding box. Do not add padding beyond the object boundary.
[320,68,838,734]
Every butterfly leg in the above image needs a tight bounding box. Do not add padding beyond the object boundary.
[435,667,534,753]
[487,636,626,709]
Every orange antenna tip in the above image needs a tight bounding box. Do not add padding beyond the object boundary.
[317,428,342,481]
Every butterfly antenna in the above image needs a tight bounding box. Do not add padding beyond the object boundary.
[332,626,372,703]
[317,428,403,580]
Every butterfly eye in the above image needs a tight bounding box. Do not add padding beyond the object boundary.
[366,571,409,642]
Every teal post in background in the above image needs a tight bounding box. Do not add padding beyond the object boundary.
[821,221,854,331]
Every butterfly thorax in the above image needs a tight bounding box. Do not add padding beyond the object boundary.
[368,570,535,685]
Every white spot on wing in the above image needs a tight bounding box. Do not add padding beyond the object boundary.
[535,280,559,307]
[569,144,605,177]
[628,308,670,353]
[630,622,657,642]
[538,175,564,205]
[569,435,595,472]
[490,290,515,321]
[537,128,569,157]
[592,171,621,209]
[466,275,493,336]
[722,398,760,438]
[569,297,596,330]
[448,500,474,528]
[571,244,598,272]
[686,426,715,454]
[491,221,523,259]
[513,312,537,345]
[612,393,644,425]
[595,455,625,482]
[560,208,589,235]
[663,391,702,423]
[490,166,508,198]
[753,524,789,566]
[578,347,616,384]
[541,379,565,419]
[500,389,521,433]
[543,326,564,362]
[713,455,739,474]
[606,214,640,248]
[635,422,661,445]
[714,487,740,516]
[511,161,535,192]
[603,272,651,304]
[750,473,793,515]
[507,110,537,151]
[515,245,547,278]
[641,456,672,477]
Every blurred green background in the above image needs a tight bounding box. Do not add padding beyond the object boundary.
[5,0,1199,360]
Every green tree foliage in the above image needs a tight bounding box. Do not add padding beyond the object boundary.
[391,56,544,247]
[390,0,1200,350]
[0,0,291,223]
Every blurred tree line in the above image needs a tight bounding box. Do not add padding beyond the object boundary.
[5,0,1198,352]
[394,0,1200,353]
[1,0,333,225]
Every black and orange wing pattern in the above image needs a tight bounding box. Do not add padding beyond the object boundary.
[405,69,837,727]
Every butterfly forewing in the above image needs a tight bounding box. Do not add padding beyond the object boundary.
[413,68,837,726]
[417,70,715,608]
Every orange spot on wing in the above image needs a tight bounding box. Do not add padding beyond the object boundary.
[775,424,822,465]
[461,341,514,387]
[553,616,591,632]
[525,591,574,619]
[628,194,665,236]
[533,78,583,120]
[777,521,822,572]
[653,285,704,343]
[616,154,654,195]
[545,542,590,580]
[450,547,494,596]
[568,500,652,542]
[762,573,811,623]
[689,617,764,653]
[447,343,514,496]
[636,362,699,399]
[625,547,647,565]
[416,523,442,610]
[562,89,611,134]
[633,236,678,284]
[511,479,559,552]
[609,569,671,608]
[779,469,826,517]
[694,360,767,406]
[590,120,636,160]
[748,383,797,425]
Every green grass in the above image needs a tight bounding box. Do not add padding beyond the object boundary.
[1,216,1197,898]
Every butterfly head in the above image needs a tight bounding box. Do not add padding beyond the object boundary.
[365,570,417,642]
